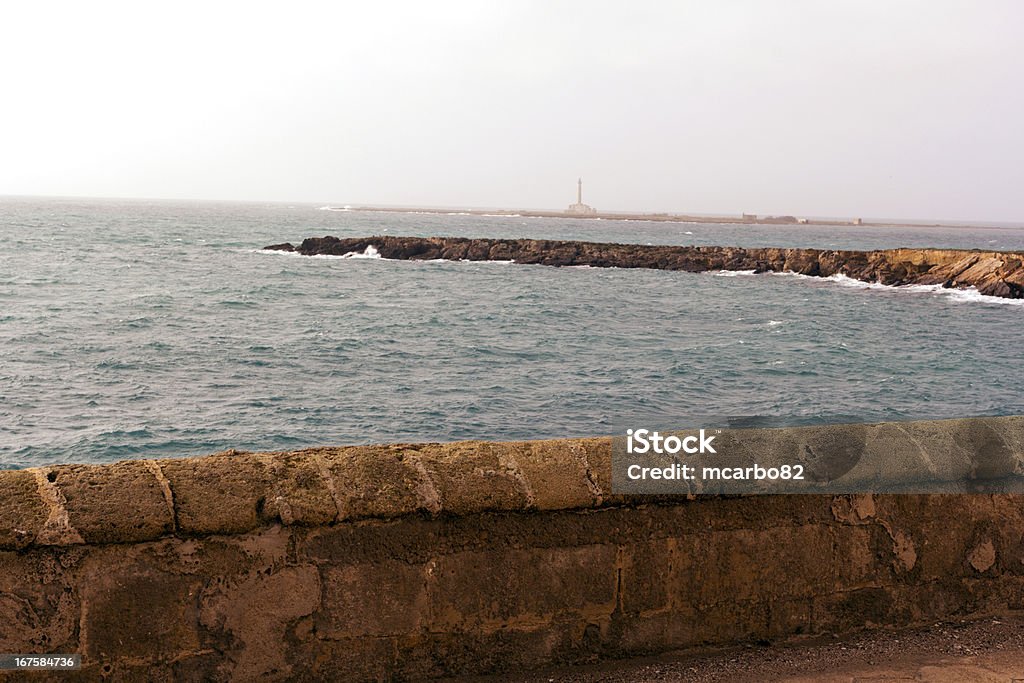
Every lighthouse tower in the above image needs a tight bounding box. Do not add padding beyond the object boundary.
[566,178,597,215]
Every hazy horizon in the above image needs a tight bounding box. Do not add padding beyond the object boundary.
[2,1,1022,222]
[6,192,1024,228]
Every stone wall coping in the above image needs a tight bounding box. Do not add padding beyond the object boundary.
[1,416,1022,549]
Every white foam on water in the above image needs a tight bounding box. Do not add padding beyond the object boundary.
[769,271,815,281]
[254,250,1023,306]
[942,287,1024,306]
[767,320,785,327]
[256,246,382,260]
[339,245,382,259]
[770,270,1024,306]
[823,273,892,290]
[254,248,305,258]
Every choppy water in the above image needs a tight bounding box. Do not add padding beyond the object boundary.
[2,197,1023,468]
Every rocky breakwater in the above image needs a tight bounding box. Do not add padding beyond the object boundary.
[265,236,1024,299]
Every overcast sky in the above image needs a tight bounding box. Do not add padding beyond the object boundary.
[2,1,1022,221]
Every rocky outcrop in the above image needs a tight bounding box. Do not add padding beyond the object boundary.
[265,236,1024,299]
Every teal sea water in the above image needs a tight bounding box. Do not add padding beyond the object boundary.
[2,197,1023,469]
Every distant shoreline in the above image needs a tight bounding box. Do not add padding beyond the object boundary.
[336,205,986,231]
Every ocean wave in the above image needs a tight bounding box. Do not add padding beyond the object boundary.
[714,269,758,277]
[317,205,352,211]
[308,247,384,260]
[253,248,303,258]
[772,271,1024,306]
[339,245,381,259]
[252,246,382,260]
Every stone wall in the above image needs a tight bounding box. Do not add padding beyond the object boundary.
[1,418,1023,681]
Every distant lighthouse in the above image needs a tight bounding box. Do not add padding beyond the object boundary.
[566,178,597,215]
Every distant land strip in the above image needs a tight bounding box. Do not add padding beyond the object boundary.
[337,205,984,230]
[265,236,1024,299]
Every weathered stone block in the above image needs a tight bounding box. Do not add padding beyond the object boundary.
[428,545,617,629]
[80,566,201,661]
[315,559,429,638]
[0,469,48,549]
[696,599,770,644]
[812,586,897,633]
[512,439,599,510]
[48,461,172,544]
[619,539,671,614]
[262,451,337,526]
[871,495,997,579]
[833,525,890,588]
[611,610,699,655]
[767,597,814,638]
[318,445,435,520]
[673,525,833,609]
[299,515,447,567]
[0,551,81,655]
[830,493,877,524]
[576,437,625,504]
[160,452,272,535]
[960,575,1024,614]
[416,442,530,516]
[289,636,396,682]
[199,565,320,681]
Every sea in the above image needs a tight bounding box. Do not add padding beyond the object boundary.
[2,197,1023,469]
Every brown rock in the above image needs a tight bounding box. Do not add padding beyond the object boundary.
[160,451,274,536]
[260,451,338,526]
[80,564,202,661]
[47,461,173,544]
[969,540,997,573]
[0,469,49,549]
[415,441,532,516]
[317,445,439,520]
[265,236,1024,299]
